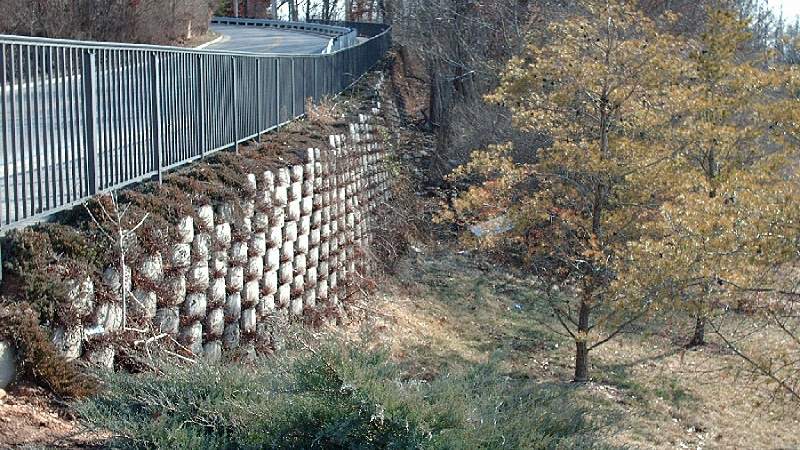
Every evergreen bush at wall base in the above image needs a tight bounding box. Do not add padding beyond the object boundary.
[75,343,617,450]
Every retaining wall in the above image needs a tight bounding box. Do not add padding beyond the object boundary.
[49,103,394,367]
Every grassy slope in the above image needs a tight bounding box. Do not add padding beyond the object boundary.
[358,245,800,449]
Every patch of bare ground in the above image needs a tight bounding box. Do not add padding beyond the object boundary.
[338,243,800,450]
[0,382,109,449]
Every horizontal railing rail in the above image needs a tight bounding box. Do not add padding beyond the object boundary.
[0,19,390,232]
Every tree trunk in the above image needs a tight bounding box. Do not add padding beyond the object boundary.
[270,0,277,19]
[688,315,706,347]
[575,340,589,382]
[574,297,591,382]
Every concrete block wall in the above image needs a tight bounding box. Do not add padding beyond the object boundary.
[54,109,394,366]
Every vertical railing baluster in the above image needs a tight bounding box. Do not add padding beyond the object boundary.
[151,53,163,184]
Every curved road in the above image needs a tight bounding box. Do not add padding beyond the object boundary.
[207,24,332,54]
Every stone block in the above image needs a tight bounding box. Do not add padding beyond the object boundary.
[177,216,195,244]
[278,284,291,308]
[287,200,301,222]
[184,292,207,318]
[204,341,222,363]
[279,261,293,285]
[303,179,313,197]
[308,247,319,267]
[243,280,260,307]
[140,254,163,283]
[188,262,210,291]
[0,342,16,389]
[306,266,318,287]
[260,294,275,315]
[304,289,316,308]
[197,204,214,230]
[103,265,131,297]
[67,275,95,317]
[265,247,280,271]
[179,321,203,355]
[281,239,294,263]
[317,279,328,301]
[284,221,298,242]
[225,292,242,319]
[131,289,159,316]
[290,165,303,182]
[248,256,264,279]
[310,228,321,247]
[301,196,313,216]
[208,277,226,306]
[211,250,228,275]
[230,241,249,265]
[156,307,180,334]
[206,308,225,336]
[193,232,211,261]
[214,222,232,246]
[262,270,278,295]
[227,266,244,292]
[292,274,304,294]
[241,308,257,333]
[274,185,288,207]
[94,302,123,332]
[52,325,83,360]
[290,182,302,202]
[218,203,235,223]
[268,226,282,248]
[253,211,270,232]
[171,243,191,268]
[299,216,311,235]
[294,254,307,275]
[290,297,303,316]
[296,235,309,255]
[223,323,240,349]
[86,344,114,369]
[251,232,267,256]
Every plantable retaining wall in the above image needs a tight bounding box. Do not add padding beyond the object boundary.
[50,109,393,367]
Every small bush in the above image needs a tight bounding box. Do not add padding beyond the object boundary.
[75,342,615,449]
[0,301,96,399]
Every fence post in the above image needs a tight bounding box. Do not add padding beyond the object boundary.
[82,50,99,195]
[151,53,163,184]
[232,56,238,153]
[291,58,296,118]
[256,58,262,138]
[196,55,206,159]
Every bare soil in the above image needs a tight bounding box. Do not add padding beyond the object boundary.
[0,382,108,449]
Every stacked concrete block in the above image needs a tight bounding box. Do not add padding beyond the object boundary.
[47,100,397,365]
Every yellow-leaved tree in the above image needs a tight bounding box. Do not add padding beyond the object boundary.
[442,1,689,382]
[632,8,799,347]
[442,2,800,383]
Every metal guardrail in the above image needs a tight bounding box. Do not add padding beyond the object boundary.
[210,17,359,53]
[0,19,390,231]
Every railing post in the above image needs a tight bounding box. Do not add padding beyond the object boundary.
[231,56,238,153]
[82,50,99,195]
[291,58,296,118]
[151,53,163,184]
[256,58,262,138]
[276,59,281,125]
[196,55,206,159]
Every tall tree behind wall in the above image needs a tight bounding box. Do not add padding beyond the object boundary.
[391,0,546,179]
[0,0,211,44]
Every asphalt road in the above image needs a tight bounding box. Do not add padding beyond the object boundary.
[206,24,332,54]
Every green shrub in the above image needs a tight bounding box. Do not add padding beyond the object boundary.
[75,343,616,449]
[0,301,97,399]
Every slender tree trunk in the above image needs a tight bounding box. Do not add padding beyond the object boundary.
[288,0,298,21]
[271,0,277,19]
[689,316,706,347]
[574,297,591,382]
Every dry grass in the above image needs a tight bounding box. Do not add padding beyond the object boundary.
[344,243,800,450]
